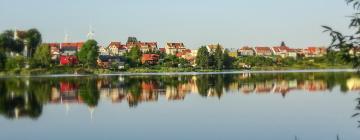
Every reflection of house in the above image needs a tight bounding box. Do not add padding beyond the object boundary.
[347,78,360,91]
[166,87,186,100]
[299,80,327,92]
[255,82,273,93]
[240,83,255,94]
[58,82,82,103]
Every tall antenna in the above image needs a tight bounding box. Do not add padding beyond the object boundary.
[14,27,18,40]
[87,25,95,40]
[64,30,69,43]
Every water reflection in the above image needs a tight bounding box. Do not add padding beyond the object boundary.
[0,72,359,120]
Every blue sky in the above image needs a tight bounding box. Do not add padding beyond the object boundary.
[0,0,355,48]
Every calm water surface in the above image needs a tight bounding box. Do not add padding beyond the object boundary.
[0,71,360,140]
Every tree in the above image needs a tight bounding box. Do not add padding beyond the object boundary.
[223,49,233,69]
[31,44,51,68]
[25,29,42,58]
[127,46,142,67]
[5,56,26,70]
[77,40,99,68]
[323,0,360,70]
[0,31,16,53]
[127,37,139,44]
[214,44,224,70]
[281,41,286,47]
[196,46,210,69]
[0,51,6,71]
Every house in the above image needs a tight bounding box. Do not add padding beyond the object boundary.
[60,47,78,65]
[304,47,327,57]
[254,47,273,56]
[141,54,160,65]
[97,55,125,69]
[48,43,60,61]
[238,47,255,56]
[142,42,158,53]
[60,42,84,51]
[349,47,360,56]
[206,44,224,54]
[228,48,238,57]
[46,42,84,63]
[159,48,166,53]
[165,43,186,55]
[99,46,109,55]
[127,42,158,53]
[271,46,290,58]
[271,45,297,58]
[108,42,127,56]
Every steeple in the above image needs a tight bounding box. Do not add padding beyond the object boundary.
[87,25,95,40]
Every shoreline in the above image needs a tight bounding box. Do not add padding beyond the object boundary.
[0,68,358,78]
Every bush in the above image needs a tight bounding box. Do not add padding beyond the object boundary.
[5,56,26,70]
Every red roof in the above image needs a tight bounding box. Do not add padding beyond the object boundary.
[272,46,290,53]
[167,43,185,49]
[109,42,121,47]
[141,54,160,62]
[61,42,84,49]
[239,46,254,51]
[255,47,272,52]
[159,48,166,52]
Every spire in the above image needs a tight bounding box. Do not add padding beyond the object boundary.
[89,106,95,120]
[64,30,69,43]
[87,25,95,40]
[14,27,18,40]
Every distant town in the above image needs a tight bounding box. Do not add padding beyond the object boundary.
[0,28,359,74]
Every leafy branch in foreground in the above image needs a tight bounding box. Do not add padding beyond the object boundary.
[323,0,360,69]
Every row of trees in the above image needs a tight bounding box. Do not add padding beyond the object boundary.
[0,29,42,70]
[196,45,234,70]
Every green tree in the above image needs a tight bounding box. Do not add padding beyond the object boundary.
[323,0,360,69]
[31,44,51,68]
[127,37,139,44]
[0,51,6,71]
[77,40,99,68]
[223,49,233,69]
[0,30,28,55]
[127,46,142,67]
[25,29,42,57]
[5,56,26,70]
[196,46,210,69]
[214,44,224,70]
[79,79,100,107]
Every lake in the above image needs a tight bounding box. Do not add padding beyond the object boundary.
[0,71,360,140]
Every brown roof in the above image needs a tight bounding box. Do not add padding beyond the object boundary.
[167,43,185,49]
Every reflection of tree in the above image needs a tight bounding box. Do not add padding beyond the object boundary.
[79,78,100,107]
[0,72,359,119]
[196,75,210,97]
[0,92,42,119]
[353,96,360,128]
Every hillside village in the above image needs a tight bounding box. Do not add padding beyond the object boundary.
[0,28,358,73]
[46,37,329,69]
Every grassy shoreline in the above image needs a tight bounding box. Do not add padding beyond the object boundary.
[0,64,355,77]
